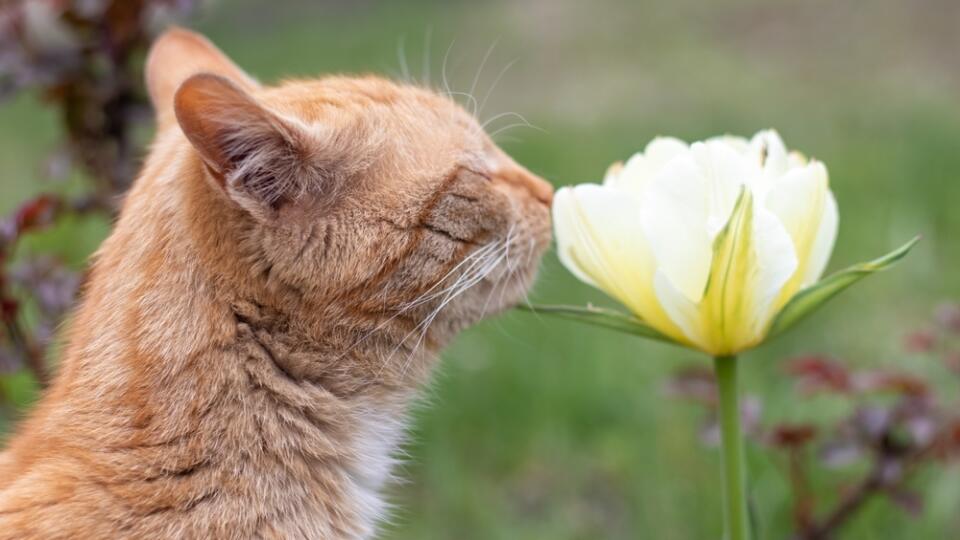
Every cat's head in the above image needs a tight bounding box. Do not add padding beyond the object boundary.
[145,28,552,349]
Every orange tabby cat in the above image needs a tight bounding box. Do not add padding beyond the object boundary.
[0,28,552,539]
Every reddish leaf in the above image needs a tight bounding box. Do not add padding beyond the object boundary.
[769,423,818,449]
[903,329,937,353]
[785,355,851,394]
[939,420,960,459]
[1,298,17,321]
[13,194,60,234]
[855,370,929,397]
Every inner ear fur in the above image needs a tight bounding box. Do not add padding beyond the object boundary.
[174,73,314,213]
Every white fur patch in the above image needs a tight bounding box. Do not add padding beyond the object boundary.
[343,404,409,538]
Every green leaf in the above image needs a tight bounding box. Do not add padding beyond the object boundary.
[767,236,921,339]
[516,303,679,345]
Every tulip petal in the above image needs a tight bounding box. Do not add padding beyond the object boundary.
[641,142,750,303]
[606,139,688,198]
[692,141,756,236]
[639,160,711,302]
[707,134,750,153]
[750,206,800,335]
[653,189,797,354]
[602,161,625,185]
[553,187,601,288]
[652,189,757,353]
[644,137,689,169]
[751,129,789,175]
[640,155,712,302]
[788,151,808,168]
[654,270,709,350]
[802,189,838,286]
[765,161,835,308]
[605,152,646,197]
[552,184,685,341]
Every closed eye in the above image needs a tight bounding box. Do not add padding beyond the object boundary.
[459,167,492,182]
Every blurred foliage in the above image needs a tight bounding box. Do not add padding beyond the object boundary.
[669,304,960,538]
[1,0,959,538]
[0,0,197,387]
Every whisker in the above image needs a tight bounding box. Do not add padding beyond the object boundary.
[421,26,433,85]
[398,242,499,310]
[481,110,525,131]
[441,39,456,97]
[468,38,500,116]
[489,121,545,140]
[392,245,509,379]
[521,237,541,312]
[396,34,410,82]
[339,243,499,361]
[479,224,516,316]
[482,111,543,136]
[446,91,479,115]
[478,57,517,116]
[399,253,507,373]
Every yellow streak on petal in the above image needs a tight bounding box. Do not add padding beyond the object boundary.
[770,164,829,313]
[561,190,689,345]
[700,187,762,354]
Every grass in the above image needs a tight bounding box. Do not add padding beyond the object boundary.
[2,0,959,537]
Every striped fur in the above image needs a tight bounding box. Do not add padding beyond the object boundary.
[0,28,552,539]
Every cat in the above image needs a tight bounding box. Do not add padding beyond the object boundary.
[0,27,552,539]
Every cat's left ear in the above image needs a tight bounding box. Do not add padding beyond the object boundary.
[174,73,317,217]
[146,27,260,131]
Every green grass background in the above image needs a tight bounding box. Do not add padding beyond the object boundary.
[2,0,959,537]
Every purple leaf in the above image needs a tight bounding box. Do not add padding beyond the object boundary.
[819,439,863,468]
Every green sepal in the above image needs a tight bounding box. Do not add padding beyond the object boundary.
[516,303,679,344]
[767,236,920,339]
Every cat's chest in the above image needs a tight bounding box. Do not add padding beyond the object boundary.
[342,405,409,528]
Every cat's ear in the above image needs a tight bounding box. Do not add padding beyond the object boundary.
[174,73,314,216]
[146,27,259,131]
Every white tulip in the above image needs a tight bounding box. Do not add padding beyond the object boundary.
[553,130,839,355]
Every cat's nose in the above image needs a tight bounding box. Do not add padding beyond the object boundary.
[496,166,554,206]
[487,145,554,205]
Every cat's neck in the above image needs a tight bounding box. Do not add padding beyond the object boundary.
[0,140,429,538]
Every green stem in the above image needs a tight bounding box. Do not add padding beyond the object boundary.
[714,355,750,540]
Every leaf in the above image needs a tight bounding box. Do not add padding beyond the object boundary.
[516,303,679,345]
[768,236,920,339]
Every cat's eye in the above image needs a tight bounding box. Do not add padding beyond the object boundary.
[460,167,492,183]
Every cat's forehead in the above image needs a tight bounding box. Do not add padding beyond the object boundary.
[258,76,476,127]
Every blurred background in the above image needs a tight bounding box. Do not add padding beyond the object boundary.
[1,0,959,538]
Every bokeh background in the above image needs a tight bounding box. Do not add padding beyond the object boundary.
[2,1,959,538]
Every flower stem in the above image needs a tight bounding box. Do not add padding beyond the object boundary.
[714,354,750,540]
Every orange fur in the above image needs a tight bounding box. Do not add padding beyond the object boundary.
[0,28,552,539]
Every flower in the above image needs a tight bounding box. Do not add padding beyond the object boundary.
[553,130,838,355]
